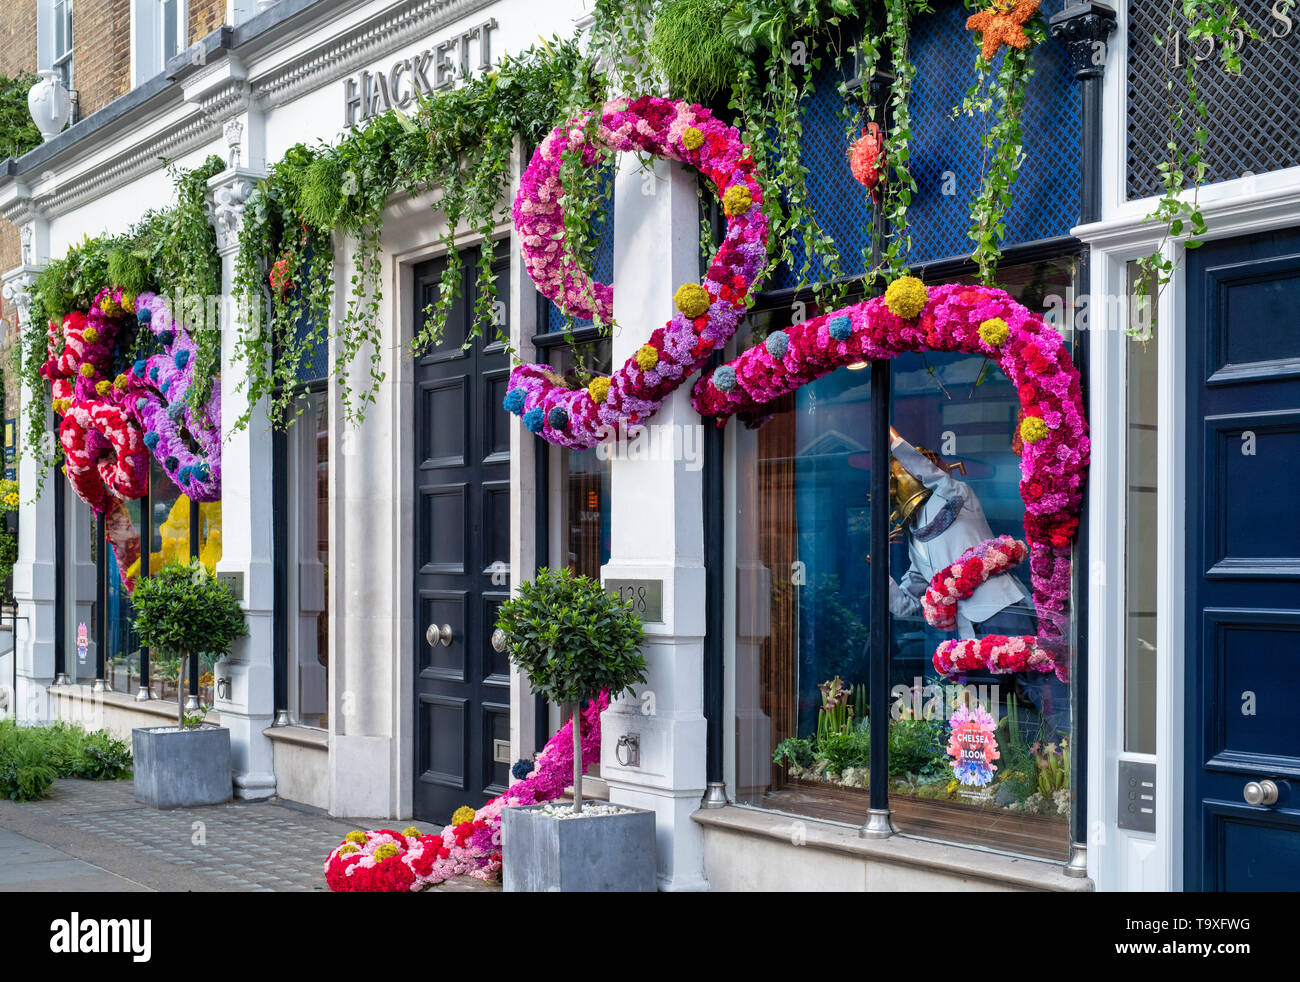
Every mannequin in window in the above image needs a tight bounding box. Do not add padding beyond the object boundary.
[886,427,1033,638]
[886,426,1067,735]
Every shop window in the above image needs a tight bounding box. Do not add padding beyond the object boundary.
[1124,262,1157,753]
[548,340,612,579]
[288,390,329,729]
[731,256,1079,861]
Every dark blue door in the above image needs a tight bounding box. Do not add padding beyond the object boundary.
[413,249,514,824]
[1185,228,1300,890]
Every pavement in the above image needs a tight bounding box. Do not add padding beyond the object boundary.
[0,777,499,892]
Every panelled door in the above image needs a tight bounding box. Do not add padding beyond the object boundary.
[1185,228,1300,890]
[412,249,514,824]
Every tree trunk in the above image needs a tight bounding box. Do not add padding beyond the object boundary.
[177,650,186,728]
[572,706,583,815]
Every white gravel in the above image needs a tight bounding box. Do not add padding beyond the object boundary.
[537,803,637,820]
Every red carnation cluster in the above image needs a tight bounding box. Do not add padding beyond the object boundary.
[922,536,1028,632]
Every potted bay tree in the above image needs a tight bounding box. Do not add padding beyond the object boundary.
[130,559,247,808]
[495,567,655,892]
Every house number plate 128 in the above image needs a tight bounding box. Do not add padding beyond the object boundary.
[606,579,663,623]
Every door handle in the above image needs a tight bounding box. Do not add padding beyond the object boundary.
[426,623,453,647]
[1243,780,1279,806]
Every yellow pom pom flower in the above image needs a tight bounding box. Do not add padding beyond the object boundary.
[79,363,96,378]
[588,376,611,404]
[95,380,111,397]
[121,292,135,312]
[681,127,705,150]
[3,493,17,509]
[1020,416,1050,444]
[884,276,928,320]
[402,826,422,839]
[674,283,710,318]
[338,844,359,857]
[52,399,70,414]
[978,317,1010,347]
[113,373,129,391]
[82,326,99,344]
[635,344,659,370]
[373,843,400,861]
[451,806,477,826]
[722,184,753,217]
[344,830,367,845]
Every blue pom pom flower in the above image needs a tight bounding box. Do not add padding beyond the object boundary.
[523,407,545,433]
[765,331,789,360]
[503,388,526,415]
[828,316,852,341]
[713,365,737,392]
[547,406,569,430]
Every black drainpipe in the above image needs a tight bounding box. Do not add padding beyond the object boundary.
[1050,0,1118,877]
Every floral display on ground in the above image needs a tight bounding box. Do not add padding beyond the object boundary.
[503,96,768,449]
[323,691,609,892]
[37,289,222,591]
[691,277,1087,668]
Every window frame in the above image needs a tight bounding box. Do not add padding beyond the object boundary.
[724,236,1087,860]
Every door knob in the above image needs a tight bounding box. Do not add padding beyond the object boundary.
[1243,780,1279,806]
[426,623,453,647]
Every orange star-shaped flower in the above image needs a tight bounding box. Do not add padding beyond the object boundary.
[966,0,1041,61]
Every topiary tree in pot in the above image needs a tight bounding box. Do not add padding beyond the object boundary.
[129,559,247,808]
[132,559,248,727]
[495,566,646,814]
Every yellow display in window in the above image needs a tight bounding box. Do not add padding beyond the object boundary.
[125,496,223,581]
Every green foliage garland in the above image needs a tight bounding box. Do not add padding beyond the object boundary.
[231,36,597,430]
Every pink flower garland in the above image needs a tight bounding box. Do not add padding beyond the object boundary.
[323,691,609,891]
[935,635,1067,682]
[922,535,1028,632]
[692,281,1088,660]
[504,96,768,449]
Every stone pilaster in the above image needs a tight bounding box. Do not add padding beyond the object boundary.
[1,254,57,720]
[208,163,276,799]
[599,154,709,891]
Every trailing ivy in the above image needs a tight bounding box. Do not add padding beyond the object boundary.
[959,6,1040,286]
[1137,0,1260,309]
[231,36,598,430]
[0,73,43,160]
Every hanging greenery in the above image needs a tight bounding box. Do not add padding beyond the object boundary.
[16,155,226,491]
[230,36,598,430]
[960,1,1042,285]
[0,73,43,161]
[1137,0,1260,308]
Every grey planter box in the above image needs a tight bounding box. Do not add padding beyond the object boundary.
[132,725,232,809]
[502,803,657,892]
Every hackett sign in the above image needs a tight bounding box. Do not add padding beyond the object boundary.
[343,17,497,127]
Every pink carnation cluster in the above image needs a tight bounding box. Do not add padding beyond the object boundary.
[934,635,1066,682]
[506,96,768,449]
[922,535,1028,631]
[324,691,609,891]
[692,282,1088,659]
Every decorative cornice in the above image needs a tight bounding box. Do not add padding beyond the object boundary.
[251,0,497,109]
[1049,2,1119,81]
[31,113,224,220]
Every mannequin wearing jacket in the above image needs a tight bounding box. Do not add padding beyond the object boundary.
[887,432,1032,637]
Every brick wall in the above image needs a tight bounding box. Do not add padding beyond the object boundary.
[189,0,226,46]
[74,0,133,118]
[0,1,38,331]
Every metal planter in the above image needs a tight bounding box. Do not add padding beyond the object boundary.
[502,803,657,892]
[131,725,232,809]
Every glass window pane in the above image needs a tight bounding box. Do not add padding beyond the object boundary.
[1124,262,1158,753]
[292,392,329,728]
[731,257,1079,861]
[106,498,143,695]
[550,340,612,579]
[162,0,178,62]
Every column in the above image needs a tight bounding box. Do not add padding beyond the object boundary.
[208,158,276,799]
[599,154,709,891]
[1,230,56,720]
